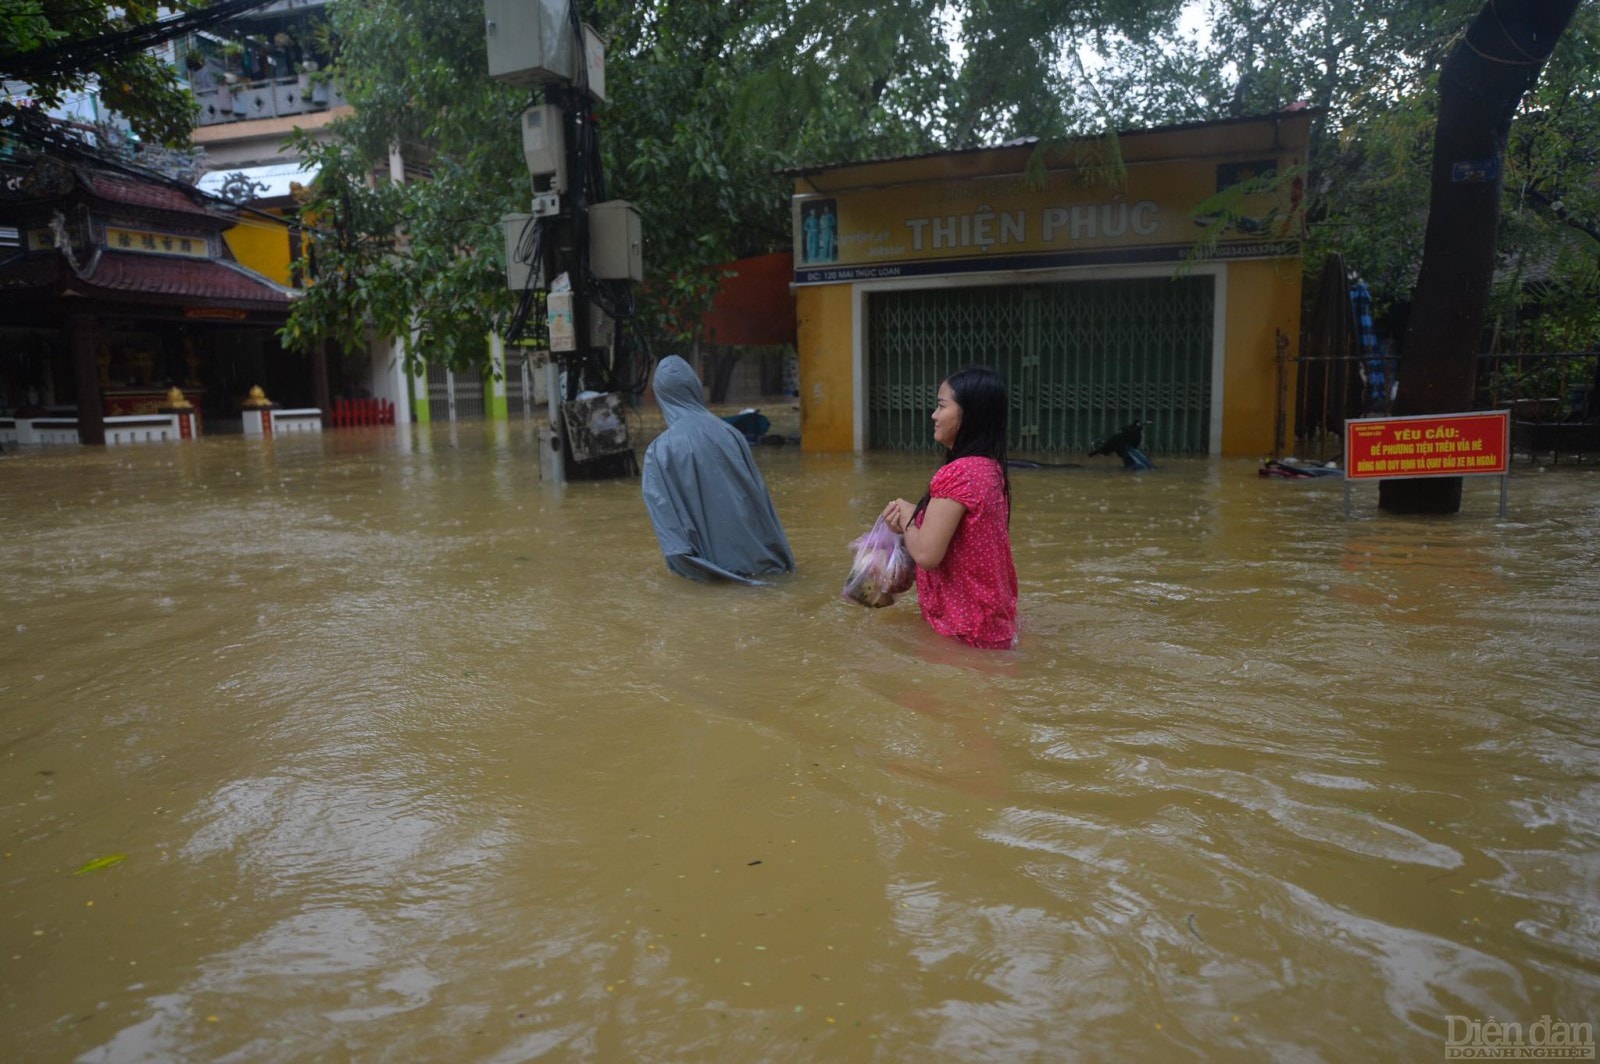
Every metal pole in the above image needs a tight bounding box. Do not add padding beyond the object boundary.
[542,357,565,486]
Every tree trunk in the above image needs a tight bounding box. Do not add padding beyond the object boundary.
[70,315,105,446]
[311,340,333,422]
[1379,0,1581,514]
[707,343,741,404]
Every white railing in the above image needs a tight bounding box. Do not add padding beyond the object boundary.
[12,417,82,445]
[106,414,181,445]
[194,75,346,127]
[243,407,323,437]
[5,413,199,445]
[271,408,323,435]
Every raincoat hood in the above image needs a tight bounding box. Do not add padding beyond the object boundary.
[652,354,707,428]
[642,356,795,585]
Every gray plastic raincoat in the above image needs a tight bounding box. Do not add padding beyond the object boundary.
[642,356,795,585]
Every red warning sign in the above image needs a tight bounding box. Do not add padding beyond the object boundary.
[1344,411,1509,480]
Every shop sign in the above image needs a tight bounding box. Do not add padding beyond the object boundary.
[792,128,1304,285]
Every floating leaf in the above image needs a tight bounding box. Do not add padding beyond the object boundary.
[74,854,126,876]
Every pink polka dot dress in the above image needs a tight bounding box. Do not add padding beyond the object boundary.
[912,456,1018,649]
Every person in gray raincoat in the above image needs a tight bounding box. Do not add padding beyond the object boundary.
[642,356,795,585]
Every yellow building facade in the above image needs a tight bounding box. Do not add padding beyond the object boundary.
[221,210,296,287]
[790,111,1309,457]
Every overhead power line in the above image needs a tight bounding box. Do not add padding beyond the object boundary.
[1,0,281,81]
[0,102,307,235]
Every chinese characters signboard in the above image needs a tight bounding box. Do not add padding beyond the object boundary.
[105,227,209,257]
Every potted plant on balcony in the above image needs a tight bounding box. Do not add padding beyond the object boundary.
[283,60,318,111]
[271,31,300,79]
[307,68,333,107]
[216,72,240,114]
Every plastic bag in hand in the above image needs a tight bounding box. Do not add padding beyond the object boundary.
[841,515,916,608]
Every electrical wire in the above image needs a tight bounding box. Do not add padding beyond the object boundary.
[566,2,652,395]
[0,103,304,236]
[494,3,647,400]
[2,0,283,81]
[504,212,546,345]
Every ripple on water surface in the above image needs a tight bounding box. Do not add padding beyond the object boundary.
[1,435,1598,1060]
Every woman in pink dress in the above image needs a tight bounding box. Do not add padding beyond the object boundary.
[881,366,1018,649]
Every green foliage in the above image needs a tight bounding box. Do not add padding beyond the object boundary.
[280,0,1597,368]
[1077,0,1599,352]
[1493,4,1600,352]
[0,0,62,54]
[589,0,985,339]
[1,0,196,145]
[1484,354,1596,419]
[283,0,1197,366]
[1181,163,1308,272]
[280,0,526,369]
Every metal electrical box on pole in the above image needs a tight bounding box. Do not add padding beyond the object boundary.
[588,200,642,281]
[501,212,543,291]
[483,0,575,85]
[521,104,566,194]
[579,25,607,102]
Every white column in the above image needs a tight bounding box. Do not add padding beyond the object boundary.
[365,333,412,423]
[488,332,507,420]
[383,143,411,424]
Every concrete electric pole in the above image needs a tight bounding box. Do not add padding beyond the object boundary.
[485,0,642,486]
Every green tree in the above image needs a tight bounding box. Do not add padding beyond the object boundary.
[282,0,1193,375]
[279,0,526,370]
[588,0,965,386]
[1380,0,1585,514]
[0,0,197,145]
[1078,0,1596,496]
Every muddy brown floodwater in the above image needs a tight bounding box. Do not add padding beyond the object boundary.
[2,423,1597,1062]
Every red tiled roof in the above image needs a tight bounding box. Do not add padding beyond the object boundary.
[0,250,293,311]
[93,252,292,306]
[81,173,227,222]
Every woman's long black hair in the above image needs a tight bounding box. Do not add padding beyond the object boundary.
[912,365,1011,524]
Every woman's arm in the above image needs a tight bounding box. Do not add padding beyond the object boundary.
[881,496,965,567]
[901,497,966,569]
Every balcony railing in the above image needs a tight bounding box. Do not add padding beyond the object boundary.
[252,0,334,14]
[195,75,346,126]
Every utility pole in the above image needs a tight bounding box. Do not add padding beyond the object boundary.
[484,0,642,486]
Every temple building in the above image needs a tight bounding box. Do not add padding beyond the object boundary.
[0,155,311,442]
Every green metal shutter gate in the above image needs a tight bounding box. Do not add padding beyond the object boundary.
[867,276,1215,454]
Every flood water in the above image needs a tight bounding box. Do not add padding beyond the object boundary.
[2,424,1597,1062]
